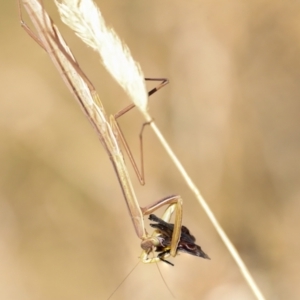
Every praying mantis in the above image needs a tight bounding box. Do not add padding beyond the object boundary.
[18,0,209,265]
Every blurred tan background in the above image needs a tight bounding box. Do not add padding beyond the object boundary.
[1,0,300,299]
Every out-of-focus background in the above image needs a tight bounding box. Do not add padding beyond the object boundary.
[1,0,299,299]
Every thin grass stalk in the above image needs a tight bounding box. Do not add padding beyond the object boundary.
[54,0,265,299]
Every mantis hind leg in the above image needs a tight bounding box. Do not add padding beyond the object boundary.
[111,78,169,186]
